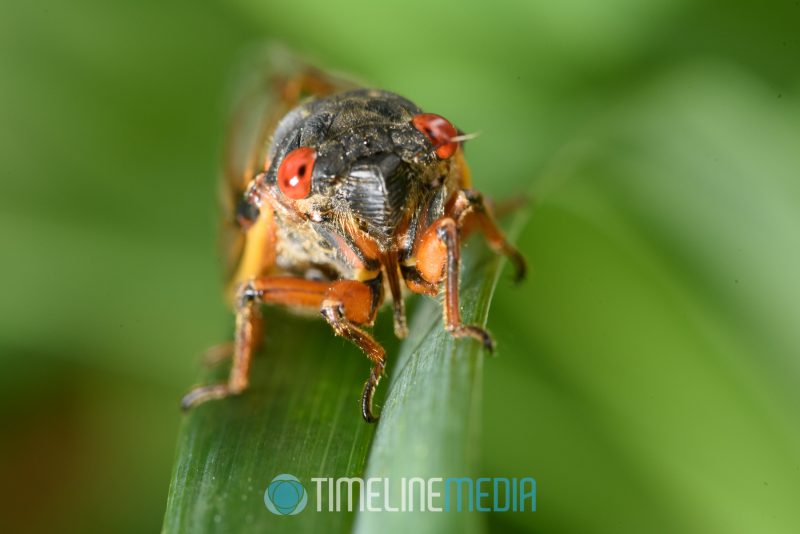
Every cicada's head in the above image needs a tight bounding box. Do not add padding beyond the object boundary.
[259,89,465,244]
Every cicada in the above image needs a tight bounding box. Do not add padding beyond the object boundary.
[181,53,525,422]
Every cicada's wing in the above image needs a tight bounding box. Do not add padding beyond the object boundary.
[219,45,361,289]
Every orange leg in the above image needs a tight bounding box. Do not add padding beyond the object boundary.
[417,217,495,350]
[320,280,386,422]
[181,277,385,422]
[454,189,526,282]
[408,189,526,350]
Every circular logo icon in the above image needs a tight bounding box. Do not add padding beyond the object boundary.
[264,474,307,515]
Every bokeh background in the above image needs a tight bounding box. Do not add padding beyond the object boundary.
[2,0,799,532]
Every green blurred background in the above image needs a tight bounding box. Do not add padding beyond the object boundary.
[1,0,799,532]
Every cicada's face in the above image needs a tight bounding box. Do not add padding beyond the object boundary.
[259,89,463,242]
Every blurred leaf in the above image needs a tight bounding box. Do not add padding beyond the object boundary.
[482,61,800,533]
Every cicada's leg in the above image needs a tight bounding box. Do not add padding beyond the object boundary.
[404,189,526,351]
[181,277,330,410]
[181,276,386,422]
[319,279,385,423]
[414,217,495,351]
[453,189,526,282]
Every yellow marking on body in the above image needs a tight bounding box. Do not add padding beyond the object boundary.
[355,268,382,282]
[455,149,472,188]
[225,208,276,304]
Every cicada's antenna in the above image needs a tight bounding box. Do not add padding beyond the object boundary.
[412,130,483,160]
[448,131,482,144]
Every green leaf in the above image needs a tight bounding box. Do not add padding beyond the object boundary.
[480,63,800,533]
[162,215,526,533]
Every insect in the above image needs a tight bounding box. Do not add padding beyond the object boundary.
[181,56,525,422]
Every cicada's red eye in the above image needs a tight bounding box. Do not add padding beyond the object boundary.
[277,147,316,200]
[412,113,459,159]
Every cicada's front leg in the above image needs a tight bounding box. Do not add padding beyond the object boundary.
[181,276,386,422]
[404,189,526,351]
[180,278,312,409]
[318,278,386,422]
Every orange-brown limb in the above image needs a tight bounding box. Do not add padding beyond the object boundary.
[320,282,386,422]
[411,215,494,351]
[181,276,386,422]
[180,290,262,409]
[451,189,526,282]
[406,189,526,351]
[436,217,495,351]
